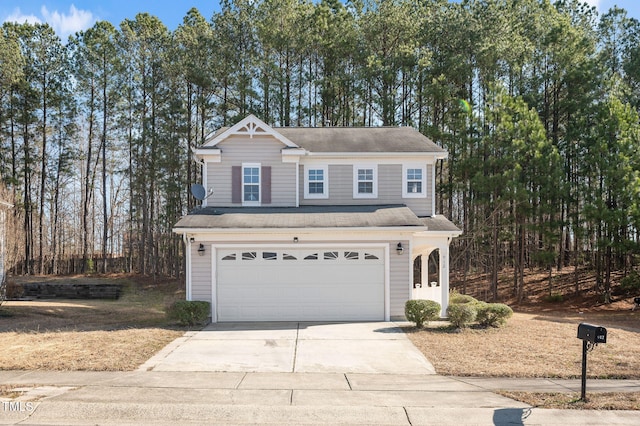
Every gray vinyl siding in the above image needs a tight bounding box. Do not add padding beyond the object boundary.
[300,164,432,216]
[207,136,296,207]
[190,238,410,320]
[190,243,212,302]
[389,239,411,320]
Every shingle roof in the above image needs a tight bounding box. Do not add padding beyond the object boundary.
[420,216,462,233]
[276,127,444,153]
[174,205,427,229]
[204,126,445,154]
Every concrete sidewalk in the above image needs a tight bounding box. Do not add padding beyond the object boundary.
[1,371,639,425]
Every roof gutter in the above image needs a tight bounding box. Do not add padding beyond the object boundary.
[305,151,448,158]
[173,225,429,235]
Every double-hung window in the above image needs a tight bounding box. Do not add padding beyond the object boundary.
[353,165,377,198]
[242,164,260,205]
[403,165,427,198]
[304,165,328,199]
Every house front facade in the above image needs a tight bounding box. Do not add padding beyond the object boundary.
[173,115,461,322]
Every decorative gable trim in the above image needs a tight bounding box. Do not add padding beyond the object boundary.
[203,115,300,148]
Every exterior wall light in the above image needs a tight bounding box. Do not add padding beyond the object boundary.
[198,243,205,256]
[396,242,404,255]
[293,237,299,243]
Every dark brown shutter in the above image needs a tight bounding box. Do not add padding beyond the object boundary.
[231,166,241,203]
[262,166,271,204]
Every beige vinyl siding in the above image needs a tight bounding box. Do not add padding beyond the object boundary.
[207,135,296,207]
[300,164,432,216]
[190,243,212,302]
[403,166,433,217]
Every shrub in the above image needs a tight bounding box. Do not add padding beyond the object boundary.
[544,293,563,303]
[447,303,477,328]
[476,302,513,327]
[2,278,22,302]
[405,299,441,328]
[620,271,640,293]
[449,292,477,304]
[167,300,211,326]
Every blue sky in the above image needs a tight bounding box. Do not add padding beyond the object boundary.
[0,1,221,39]
[1,1,640,40]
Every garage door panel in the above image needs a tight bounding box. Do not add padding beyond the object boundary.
[216,248,385,321]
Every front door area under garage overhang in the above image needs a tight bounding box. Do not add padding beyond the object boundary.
[214,246,386,322]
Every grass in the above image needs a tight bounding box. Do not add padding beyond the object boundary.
[497,391,640,410]
[0,275,186,371]
[405,311,640,379]
[0,384,27,399]
[405,277,640,410]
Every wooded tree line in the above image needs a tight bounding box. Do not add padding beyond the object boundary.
[1,0,639,300]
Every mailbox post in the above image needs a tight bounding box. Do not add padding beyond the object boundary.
[576,323,607,401]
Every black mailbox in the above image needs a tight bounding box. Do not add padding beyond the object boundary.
[577,323,607,344]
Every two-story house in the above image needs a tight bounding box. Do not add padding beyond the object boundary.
[173,115,461,322]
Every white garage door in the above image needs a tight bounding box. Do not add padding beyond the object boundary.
[216,248,385,321]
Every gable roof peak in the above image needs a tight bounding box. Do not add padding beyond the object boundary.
[203,114,299,148]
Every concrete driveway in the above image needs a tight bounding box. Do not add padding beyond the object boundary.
[141,322,435,374]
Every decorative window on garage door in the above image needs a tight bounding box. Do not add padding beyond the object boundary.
[220,250,382,262]
[344,251,359,260]
[262,251,277,260]
[242,251,257,260]
[323,251,339,260]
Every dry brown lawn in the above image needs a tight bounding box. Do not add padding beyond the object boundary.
[497,391,640,410]
[406,278,640,410]
[405,311,640,379]
[0,275,185,371]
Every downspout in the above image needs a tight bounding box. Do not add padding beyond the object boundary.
[183,233,192,301]
[193,154,207,208]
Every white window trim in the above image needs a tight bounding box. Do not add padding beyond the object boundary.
[353,164,378,199]
[403,164,427,199]
[242,163,261,206]
[304,165,329,199]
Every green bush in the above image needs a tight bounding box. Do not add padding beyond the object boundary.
[544,293,563,303]
[167,300,211,326]
[405,299,441,328]
[449,292,477,304]
[621,271,640,293]
[447,303,477,328]
[475,302,513,327]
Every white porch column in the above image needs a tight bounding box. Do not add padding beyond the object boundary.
[439,245,450,318]
[421,253,429,286]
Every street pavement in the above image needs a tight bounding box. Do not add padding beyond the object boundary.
[1,321,638,425]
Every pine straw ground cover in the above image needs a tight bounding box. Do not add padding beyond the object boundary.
[405,308,640,409]
[0,275,185,371]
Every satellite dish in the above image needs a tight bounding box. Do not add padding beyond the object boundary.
[190,184,207,201]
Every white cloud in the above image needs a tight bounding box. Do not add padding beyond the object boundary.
[2,5,96,39]
[41,4,96,39]
[4,7,42,25]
